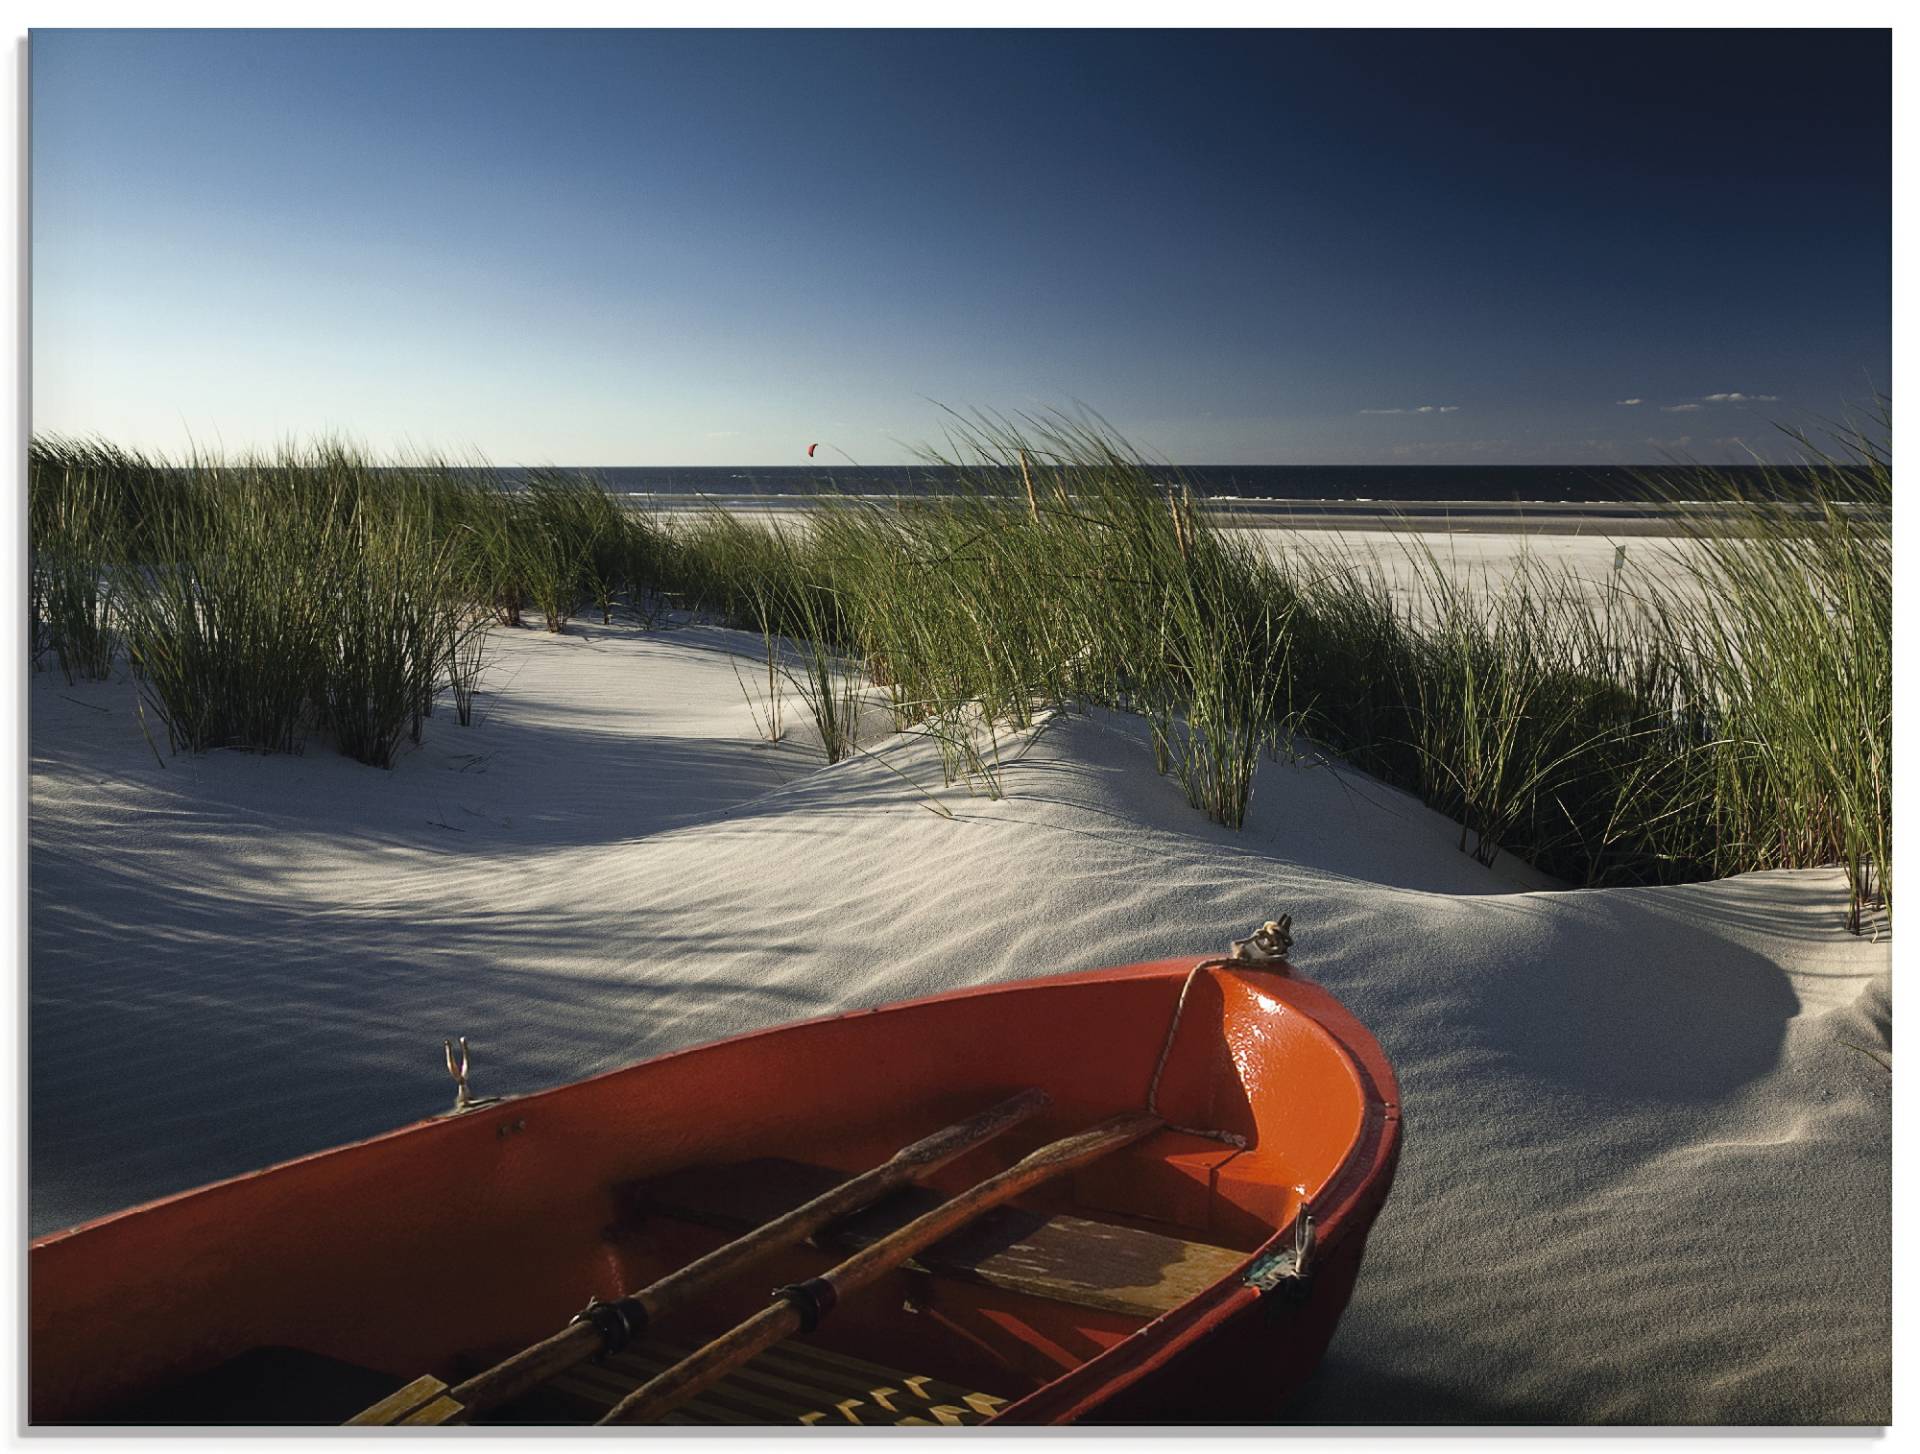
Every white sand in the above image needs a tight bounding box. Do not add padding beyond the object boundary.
[1244,526,1695,586]
[1232,529,1723,631]
[29,612,1888,1424]
[664,502,1714,618]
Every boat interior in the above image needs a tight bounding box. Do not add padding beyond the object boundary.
[34,963,1374,1426]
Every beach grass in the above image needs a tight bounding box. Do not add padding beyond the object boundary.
[29,437,129,684]
[647,410,1891,927]
[27,413,1890,926]
[1641,419,1891,929]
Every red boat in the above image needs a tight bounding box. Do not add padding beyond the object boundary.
[30,936,1400,1426]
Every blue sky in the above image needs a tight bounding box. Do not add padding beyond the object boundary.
[31,27,1890,465]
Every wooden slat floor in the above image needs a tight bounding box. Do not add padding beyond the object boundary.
[528,1336,1012,1426]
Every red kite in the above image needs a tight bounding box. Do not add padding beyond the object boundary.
[807,443,818,458]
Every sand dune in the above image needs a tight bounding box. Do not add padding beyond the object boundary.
[28,614,1888,1424]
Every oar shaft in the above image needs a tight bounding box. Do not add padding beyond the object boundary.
[609,1299,803,1425]
[435,1087,1049,1419]
[599,1112,1163,1426]
[642,1087,1051,1323]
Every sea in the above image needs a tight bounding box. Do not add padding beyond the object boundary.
[498,464,1867,505]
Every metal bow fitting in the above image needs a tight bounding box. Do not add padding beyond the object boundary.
[1229,914,1293,962]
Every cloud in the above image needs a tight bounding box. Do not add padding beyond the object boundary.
[1638,392,1776,414]
[1359,405,1460,415]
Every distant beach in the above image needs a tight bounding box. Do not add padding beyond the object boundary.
[503,462,1877,511]
[638,493,1813,537]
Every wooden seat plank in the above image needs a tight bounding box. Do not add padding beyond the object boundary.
[342,1373,450,1426]
[624,1157,1247,1321]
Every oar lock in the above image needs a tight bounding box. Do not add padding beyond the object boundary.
[773,1277,840,1334]
[1244,1203,1316,1305]
[441,1036,503,1116]
[572,1296,647,1358]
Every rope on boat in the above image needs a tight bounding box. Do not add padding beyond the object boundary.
[1144,916,1294,1151]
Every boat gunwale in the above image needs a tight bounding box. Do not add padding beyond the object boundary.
[31,955,1339,1248]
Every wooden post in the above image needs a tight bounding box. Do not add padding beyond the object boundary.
[353,1088,1050,1425]
[597,1113,1163,1426]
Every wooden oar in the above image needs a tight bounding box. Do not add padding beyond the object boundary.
[348,1087,1049,1425]
[597,1111,1163,1426]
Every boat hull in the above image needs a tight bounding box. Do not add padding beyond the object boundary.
[31,956,1400,1425]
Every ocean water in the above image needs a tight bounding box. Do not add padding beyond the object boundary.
[498,463,1864,504]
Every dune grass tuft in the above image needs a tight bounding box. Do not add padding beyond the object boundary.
[29,438,131,684]
[1642,418,1891,928]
